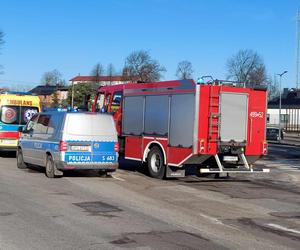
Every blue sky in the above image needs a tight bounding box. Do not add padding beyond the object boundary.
[0,0,299,90]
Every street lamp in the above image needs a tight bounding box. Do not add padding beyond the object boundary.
[277,70,288,140]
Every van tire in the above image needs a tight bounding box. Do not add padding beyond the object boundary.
[17,148,27,169]
[147,146,166,179]
[45,155,62,178]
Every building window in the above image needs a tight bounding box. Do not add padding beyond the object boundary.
[267,114,270,123]
[280,114,289,123]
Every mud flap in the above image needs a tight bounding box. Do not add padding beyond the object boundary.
[54,162,63,176]
[166,166,185,178]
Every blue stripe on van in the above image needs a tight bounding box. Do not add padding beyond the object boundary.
[20,140,59,151]
[0,124,22,131]
[64,141,117,163]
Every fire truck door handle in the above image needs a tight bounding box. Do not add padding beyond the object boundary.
[249,118,252,144]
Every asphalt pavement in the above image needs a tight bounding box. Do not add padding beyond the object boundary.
[0,146,299,250]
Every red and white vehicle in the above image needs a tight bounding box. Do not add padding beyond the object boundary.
[92,79,269,178]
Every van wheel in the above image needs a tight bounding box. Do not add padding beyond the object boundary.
[45,155,62,178]
[147,146,166,179]
[17,148,27,169]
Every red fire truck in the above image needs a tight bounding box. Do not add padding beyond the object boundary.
[92,79,269,178]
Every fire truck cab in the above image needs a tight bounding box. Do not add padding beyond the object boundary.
[93,79,269,178]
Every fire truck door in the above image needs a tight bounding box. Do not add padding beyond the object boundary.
[219,92,248,143]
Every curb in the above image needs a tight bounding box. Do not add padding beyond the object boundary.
[268,141,300,147]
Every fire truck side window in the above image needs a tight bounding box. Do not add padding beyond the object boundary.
[96,94,105,112]
[111,91,123,113]
[104,94,111,112]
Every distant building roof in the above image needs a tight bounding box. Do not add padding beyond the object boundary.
[29,85,68,96]
[268,88,300,108]
[70,75,124,82]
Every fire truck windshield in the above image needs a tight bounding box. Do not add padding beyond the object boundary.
[95,91,122,114]
[95,94,105,112]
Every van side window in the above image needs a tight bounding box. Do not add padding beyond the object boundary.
[1,106,18,124]
[47,115,60,135]
[21,107,39,123]
[111,91,123,113]
[0,106,39,125]
[25,114,39,133]
[34,114,51,134]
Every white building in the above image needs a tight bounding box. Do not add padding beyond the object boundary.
[267,88,300,132]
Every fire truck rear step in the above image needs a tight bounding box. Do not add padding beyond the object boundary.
[200,168,270,173]
[199,154,270,173]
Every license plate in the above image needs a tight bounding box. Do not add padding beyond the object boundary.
[223,156,238,162]
[2,139,16,145]
[70,145,90,151]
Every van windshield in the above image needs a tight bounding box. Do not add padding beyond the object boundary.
[0,106,39,125]
[65,114,116,136]
[267,128,279,134]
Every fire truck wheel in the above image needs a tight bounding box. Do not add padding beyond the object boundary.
[17,148,27,169]
[147,146,166,179]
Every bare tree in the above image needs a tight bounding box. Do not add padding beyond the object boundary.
[91,63,104,84]
[226,49,267,85]
[267,76,280,100]
[176,60,193,79]
[121,66,131,81]
[0,30,4,74]
[41,69,64,86]
[123,50,166,82]
[107,63,115,85]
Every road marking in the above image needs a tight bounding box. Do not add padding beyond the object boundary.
[197,213,241,231]
[198,213,223,225]
[277,167,300,170]
[267,223,300,235]
[111,175,125,181]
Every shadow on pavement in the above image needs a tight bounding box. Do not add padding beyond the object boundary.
[119,157,148,175]
[0,151,16,158]
[25,164,114,178]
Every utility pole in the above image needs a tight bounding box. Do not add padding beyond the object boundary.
[277,71,288,140]
[71,81,74,108]
[296,9,300,89]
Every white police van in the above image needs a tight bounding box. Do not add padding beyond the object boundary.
[17,111,119,178]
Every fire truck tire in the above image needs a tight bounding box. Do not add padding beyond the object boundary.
[17,148,27,169]
[147,146,166,179]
